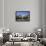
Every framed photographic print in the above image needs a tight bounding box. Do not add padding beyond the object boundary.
[15,11,30,22]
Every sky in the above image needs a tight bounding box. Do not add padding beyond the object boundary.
[16,11,30,16]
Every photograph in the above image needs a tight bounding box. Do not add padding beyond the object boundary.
[0,0,46,46]
[16,11,30,21]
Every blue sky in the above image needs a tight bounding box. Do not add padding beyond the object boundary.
[16,11,30,16]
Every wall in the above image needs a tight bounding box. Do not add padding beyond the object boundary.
[42,0,46,37]
[0,0,3,28]
[4,0,42,32]
[0,0,3,33]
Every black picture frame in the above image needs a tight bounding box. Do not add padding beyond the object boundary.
[15,11,30,22]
